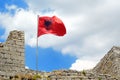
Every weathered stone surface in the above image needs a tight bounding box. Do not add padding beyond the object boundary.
[93,46,120,78]
[46,69,119,80]
[0,30,25,78]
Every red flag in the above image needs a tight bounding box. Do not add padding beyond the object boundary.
[37,16,66,37]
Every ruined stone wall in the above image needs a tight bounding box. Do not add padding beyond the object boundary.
[93,46,120,78]
[48,70,119,80]
[0,30,25,77]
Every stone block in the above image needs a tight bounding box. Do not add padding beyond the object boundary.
[16,48,24,53]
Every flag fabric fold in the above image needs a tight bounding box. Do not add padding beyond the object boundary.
[37,16,66,37]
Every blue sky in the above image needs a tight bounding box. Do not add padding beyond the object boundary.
[0,0,120,72]
[25,46,76,71]
[0,0,27,13]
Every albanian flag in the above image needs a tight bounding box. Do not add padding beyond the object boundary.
[37,16,66,37]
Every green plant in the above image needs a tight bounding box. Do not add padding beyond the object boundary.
[82,70,86,76]
[14,75,19,78]
[98,77,102,80]
[33,74,41,80]
[80,78,83,80]
[47,77,51,80]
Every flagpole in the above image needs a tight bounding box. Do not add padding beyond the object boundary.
[36,15,39,74]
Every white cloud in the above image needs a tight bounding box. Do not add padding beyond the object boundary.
[5,4,18,10]
[0,7,38,47]
[25,66,29,69]
[70,59,97,71]
[0,0,120,71]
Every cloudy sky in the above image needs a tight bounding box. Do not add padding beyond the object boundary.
[0,0,120,72]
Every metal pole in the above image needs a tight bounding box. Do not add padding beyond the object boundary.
[36,15,39,74]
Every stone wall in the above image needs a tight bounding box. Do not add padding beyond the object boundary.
[47,70,118,80]
[93,46,120,78]
[0,30,25,77]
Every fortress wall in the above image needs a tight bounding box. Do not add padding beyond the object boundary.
[0,30,25,77]
[93,46,120,78]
